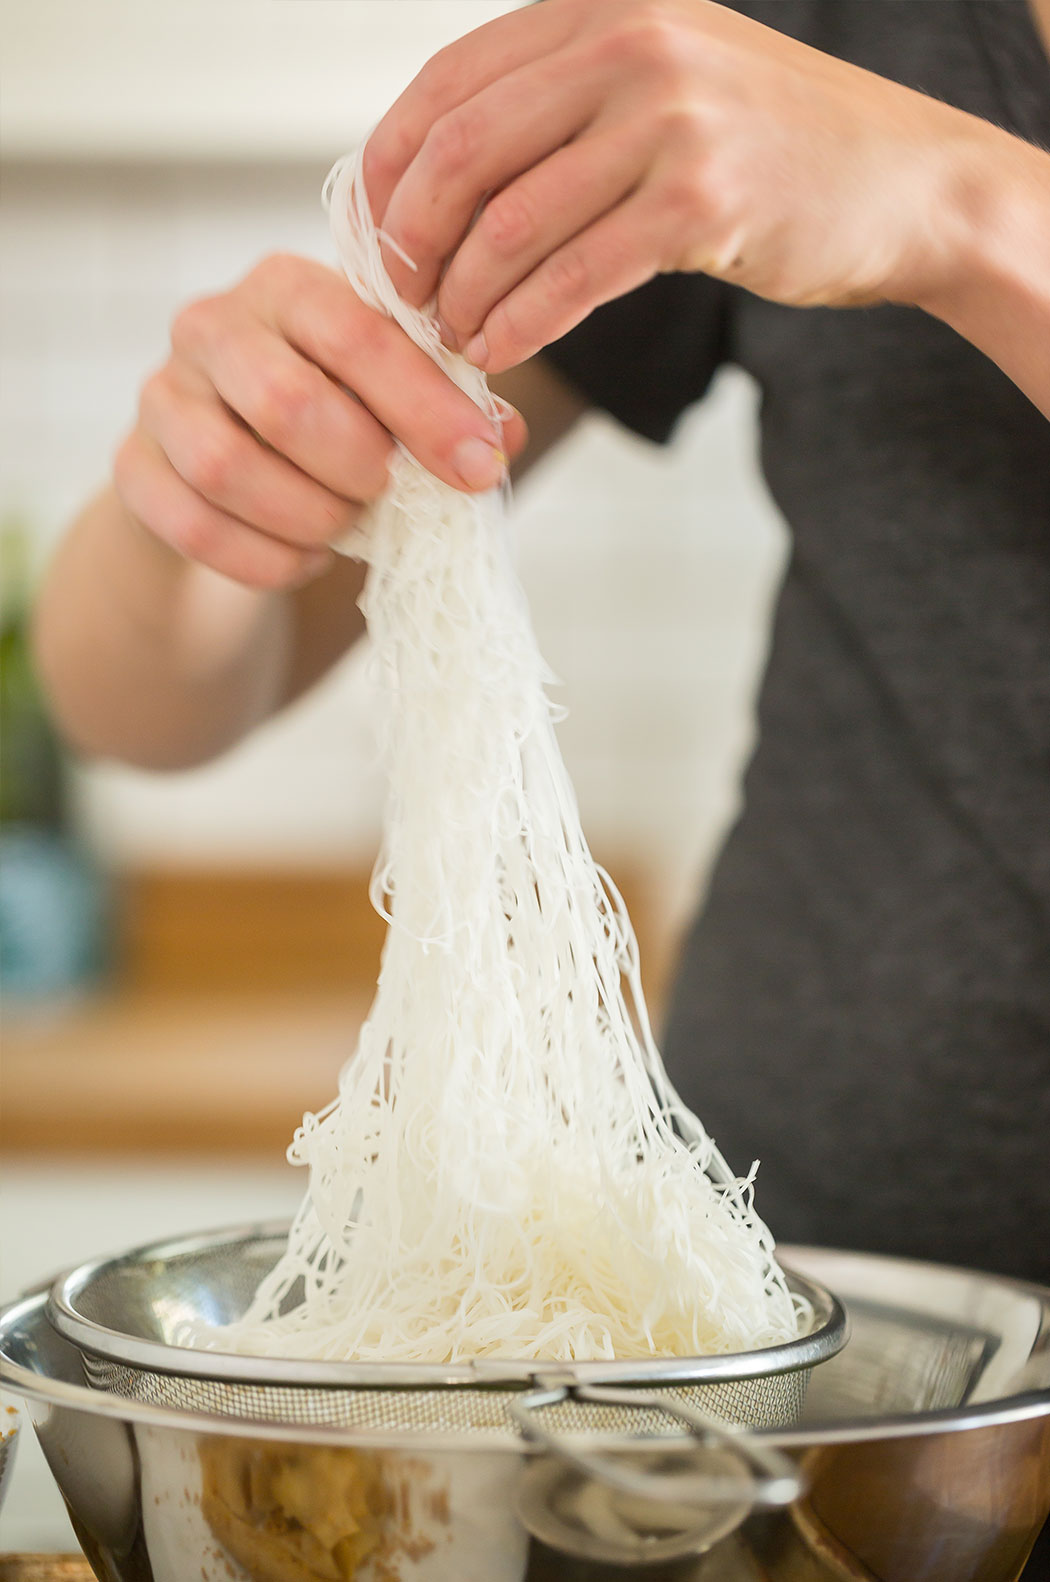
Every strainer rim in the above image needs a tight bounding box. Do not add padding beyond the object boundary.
[46,1220,847,1389]
[6,1283,1050,1452]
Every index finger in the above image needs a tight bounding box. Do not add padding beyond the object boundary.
[379,48,605,313]
[364,3,575,226]
[250,258,526,489]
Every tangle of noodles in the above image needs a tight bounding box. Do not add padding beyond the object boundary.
[223,148,809,1364]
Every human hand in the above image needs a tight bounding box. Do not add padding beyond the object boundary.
[366,0,995,373]
[114,254,524,590]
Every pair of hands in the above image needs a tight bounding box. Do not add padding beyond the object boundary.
[117,0,988,591]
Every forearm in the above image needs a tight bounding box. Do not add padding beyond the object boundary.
[34,486,303,770]
[916,129,1050,420]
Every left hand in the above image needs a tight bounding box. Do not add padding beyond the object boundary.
[365,0,998,373]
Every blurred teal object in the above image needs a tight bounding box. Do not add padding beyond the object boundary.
[0,517,110,999]
[0,824,108,995]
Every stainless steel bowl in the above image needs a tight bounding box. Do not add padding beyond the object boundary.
[2,1242,1048,1581]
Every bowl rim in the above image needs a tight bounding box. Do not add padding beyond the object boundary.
[45,1219,848,1390]
[3,1286,1049,1453]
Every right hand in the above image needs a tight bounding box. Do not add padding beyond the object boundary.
[114,253,525,590]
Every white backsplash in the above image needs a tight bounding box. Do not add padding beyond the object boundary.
[2,1,521,161]
[0,159,787,933]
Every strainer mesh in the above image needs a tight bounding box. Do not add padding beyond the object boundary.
[82,1353,806,1437]
[55,1232,840,1445]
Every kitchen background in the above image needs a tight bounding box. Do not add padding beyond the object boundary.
[0,0,787,1545]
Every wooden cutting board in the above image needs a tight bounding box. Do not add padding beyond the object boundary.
[0,1561,95,1581]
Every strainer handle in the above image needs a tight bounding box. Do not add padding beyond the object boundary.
[509,1382,803,1509]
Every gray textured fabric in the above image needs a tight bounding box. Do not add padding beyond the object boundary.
[544,1,1050,1281]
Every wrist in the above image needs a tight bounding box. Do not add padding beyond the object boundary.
[909,118,1050,330]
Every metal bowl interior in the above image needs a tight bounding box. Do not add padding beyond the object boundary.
[786,1245,1050,1430]
[47,1221,847,1392]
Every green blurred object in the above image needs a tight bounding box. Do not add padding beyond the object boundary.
[0,517,110,998]
[1,517,65,829]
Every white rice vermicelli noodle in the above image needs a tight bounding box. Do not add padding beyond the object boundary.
[221,147,808,1365]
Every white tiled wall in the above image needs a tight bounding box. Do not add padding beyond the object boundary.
[0,158,787,932]
[2,1,521,161]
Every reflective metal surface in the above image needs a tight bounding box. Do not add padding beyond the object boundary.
[47,1222,845,1397]
[1,1244,1048,1581]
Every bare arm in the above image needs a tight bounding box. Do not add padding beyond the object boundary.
[913,132,1050,418]
[33,487,367,770]
[32,303,578,771]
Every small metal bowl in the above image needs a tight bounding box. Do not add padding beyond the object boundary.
[45,1221,847,1442]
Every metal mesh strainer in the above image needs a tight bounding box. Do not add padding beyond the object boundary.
[79,1353,809,1437]
[37,1223,849,1537]
[46,1222,845,1445]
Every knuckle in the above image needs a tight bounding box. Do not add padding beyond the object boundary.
[600,5,684,76]
[659,99,708,151]
[361,137,395,201]
[251,369,313,448]
[544,244,591,302]
[636,4,687,68]
[250,251,300,293]
[424,103,484,177]
[660,165,710,221]
[186,428,238,498]
[698,166,738,234]
[321,303,384,372]
[170,294,219,355]
[365,119,419,194]
[660,148,737,231]
[413,44,458,107]
[480,188,537,257]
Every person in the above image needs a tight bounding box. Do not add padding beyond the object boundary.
[34,0,1049,1279]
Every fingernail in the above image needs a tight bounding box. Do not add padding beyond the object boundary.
[453,435,506,490]
[463,331,489,369]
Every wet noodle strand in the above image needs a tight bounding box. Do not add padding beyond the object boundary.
[224,149,807,1364]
